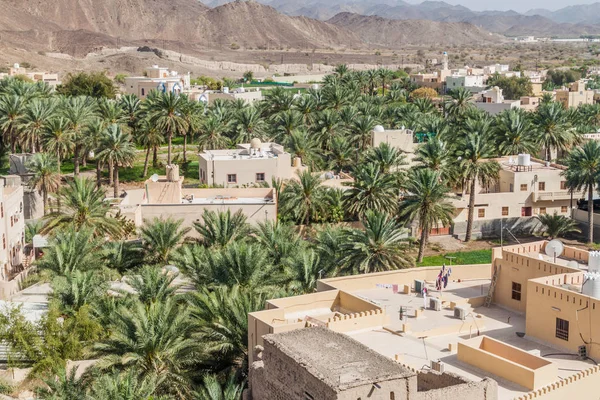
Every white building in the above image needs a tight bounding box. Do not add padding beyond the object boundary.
[124,66,191,99]
[193,87,263,105]
[474,87,521,115]
[0,63,60,87]
[445,75,485,93]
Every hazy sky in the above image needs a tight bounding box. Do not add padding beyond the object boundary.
[407,0,599,12]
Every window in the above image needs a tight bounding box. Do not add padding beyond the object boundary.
[561,206,568,213]
[520,184,528,191]
[502,207,509,216]
[10,216,13,227]
[2,234,5,250]
[556,318,569,341]
[560,181,568,190]
[256,173,265,182]
[141,88,145,96]
[478,208,485,218]
[227,174,237,184]
[538,182,546,191]
[539,207,547,215]
[511,282,522,301]
[1,203,3,217]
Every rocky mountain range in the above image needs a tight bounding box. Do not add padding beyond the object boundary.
[203,0,600,36]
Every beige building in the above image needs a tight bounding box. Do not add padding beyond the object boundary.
[410,73,444,91]
[248,240,600,400]
[118,166,276,234]
[199,140,298,187]
[451,155,577,239]
[371,126,416,164]
[0,63,60,87]
[474,87,520,115]
[193,87,263,105]
[554,80,594,109]
[124,66,190,99]
[519,96,541,111]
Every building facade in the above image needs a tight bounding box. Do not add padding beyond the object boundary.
[199,140,297,187]
[554,80,595,109]
[124,66,191,99]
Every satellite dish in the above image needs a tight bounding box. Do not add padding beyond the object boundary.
[150,174,159,183]
[545,240,564,258]
[567,260,579,269]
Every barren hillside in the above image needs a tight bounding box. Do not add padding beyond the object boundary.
[328,13,504,47]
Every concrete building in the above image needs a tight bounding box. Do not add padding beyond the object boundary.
[451,155,578,240]
[519,96,541,111]
[124,66,190,99]
[117,166,276,234]
[0,63,60,87]
[474,87,520,115]
[199,140,299,187]
[410,73,443,91]
[446,75,485,93]
[371,125,416,164]
[248,240,600,400]
[554,80,594,109]
[249,328,497,400]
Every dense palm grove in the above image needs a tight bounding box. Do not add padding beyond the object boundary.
[0,66,598,398]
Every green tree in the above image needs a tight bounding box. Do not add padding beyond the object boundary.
[125,265,181,305]
[340,211,412,274]
[194,210,251,248]
[96,124,136,198]
[88,370,166,400]
[194,374,243,400]
[563,140,600,243]
[57,72,117,99]
[400,169,455,262]
[536,213,581,240]
[279,170,326,225]
[534,102,575,161]
[26,153,60,215]
[493,108,537,155]
[140,217,191,265]
[42,117,74,174]
[36,367,88,400]
[148,92,188,165]
[36,229,107,275]
[343,163,400,218]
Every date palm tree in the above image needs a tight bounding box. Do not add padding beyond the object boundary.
[197,114,230,151]
[42,177,124,238]
[42,117,74,175]
[534,101,575,161]
[125,265,182,305]
[233,106,267,144]
[140,217,191,265]
[493,108,537,155]
[96,124,136,198]
[279,170,325,226]
[340,211,412,274]
[536,213,581,240]
[194,374,243,400]
[365,142,407,173]
[61,96,97,176]
[147,92,188,165]
[137,119,165,177]
[19,98,56,153]
[457,120,501,242]
[36,366,88,400]
[0,94,25,153]
[26,153,60,215]
[343,163,400,218]
[88,369,166,400]
[400,169,455,262]
[563,140,600,243]
[93,298,200,399]
[194,210,251,248]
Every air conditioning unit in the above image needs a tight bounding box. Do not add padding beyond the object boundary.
[454,306,466,320]
[430,297,441,311]
[578,345,588,358]
[430,360,445,373]
[414,280,425,294]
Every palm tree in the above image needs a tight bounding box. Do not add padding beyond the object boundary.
[350,115,378,151]
[52,270,108,316]
[148,92,188,165]
[96,124,136,198]
[36,367,88,400]
[137,120,165,177]
[36,228,107,275]
[444,88,474,122]
[279,170,325,226]
[140,217,191,265]
[103,240,144,275]
[563,140,600,243]
[188,285,269,375]
[400,169,455,262]
[194,374,243,400]
[61,96,97,176]
[93,298,200,399]
[534,101,574,161]
[197,114,230,151]
[234,106,267,144]
[251,220,302,266]
[284,130,322,170]
[414,137,456,183]
[365,142,407,173]
[125,265,181,304]
[42,117,74,174]
[343,163,400,218]
[179,96,202,163]
[536,213,581,240]
[19,98,56,153]
[281,249,327,294]
[494,108,537,156]
[88,369,166,400]
[194,210,251,248]
[340,211,412,274]
[378,68,394,95]
[0,94,25,152]
[457,121,501,242]
[26,153,60,215]
[327,136,354,173]
[42,178,124,238]
[334,64,349,78]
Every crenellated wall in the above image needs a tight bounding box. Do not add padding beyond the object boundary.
[513,365,600,400]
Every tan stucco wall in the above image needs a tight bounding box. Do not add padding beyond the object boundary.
[514,365,600,400]
[199,153,293,186]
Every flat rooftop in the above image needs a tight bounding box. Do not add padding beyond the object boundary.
[345,281,595,400]
[264,327,414,390]
[185,197,274,205]
[495,156,566,173]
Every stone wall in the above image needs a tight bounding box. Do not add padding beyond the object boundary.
[453,217,541,240]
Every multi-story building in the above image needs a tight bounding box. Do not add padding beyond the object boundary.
[199,140,299,187]
[519,96,541,111]
[0,176,26,298]
[193,87,263,105]
[554,80,594,109]
[248,240,600,400]
[371,125,416,164]
[445,75,485,93]
[451,155,577,240]
[474,86,520,115]
[124,66,191,99]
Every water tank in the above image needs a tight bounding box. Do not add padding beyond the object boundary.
[166,165,180,182]
[250,138,262,150]
[373,125,385,133]
[517,154,531,166]
[583,272,600,299]
[590,251,600,273]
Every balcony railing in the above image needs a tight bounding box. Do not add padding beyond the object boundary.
[533,191,583,202]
